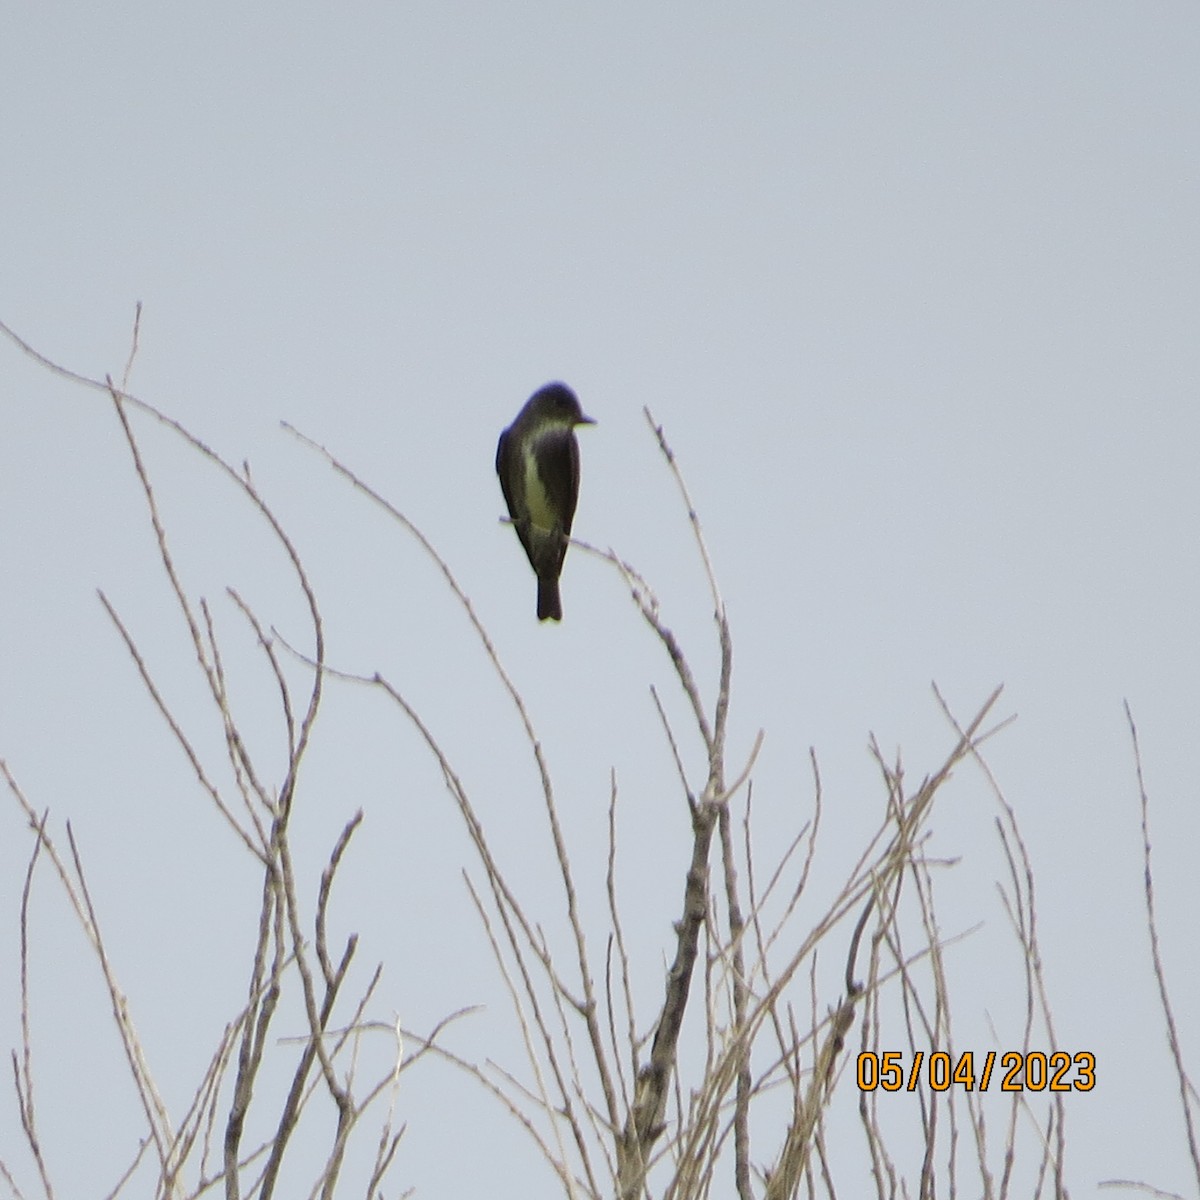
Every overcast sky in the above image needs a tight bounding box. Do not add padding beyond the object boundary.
[2,3,1199,1197]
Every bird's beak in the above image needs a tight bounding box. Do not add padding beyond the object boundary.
[577,414,597,426]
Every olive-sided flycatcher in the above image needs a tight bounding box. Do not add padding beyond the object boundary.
[496,382,596,621]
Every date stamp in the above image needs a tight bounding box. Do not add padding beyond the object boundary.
[857,1050,1095,1092]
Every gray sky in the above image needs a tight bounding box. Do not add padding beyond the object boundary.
[2,3,1199,1196]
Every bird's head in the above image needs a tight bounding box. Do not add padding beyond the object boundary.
[529,382,597,428]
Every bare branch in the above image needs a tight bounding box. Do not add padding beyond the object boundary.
[1125,701,1200,1195]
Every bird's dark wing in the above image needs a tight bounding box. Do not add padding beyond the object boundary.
[536,428,582,537]
[495,426,518,519]
[496,424,543,570]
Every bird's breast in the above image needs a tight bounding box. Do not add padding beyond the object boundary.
[521,443,557,533]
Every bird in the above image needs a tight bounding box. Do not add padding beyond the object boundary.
[496,382,596,621]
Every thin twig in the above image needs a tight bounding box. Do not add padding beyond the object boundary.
[1125,701,1200,1195]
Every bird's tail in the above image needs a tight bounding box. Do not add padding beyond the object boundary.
[537,577,563,622]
